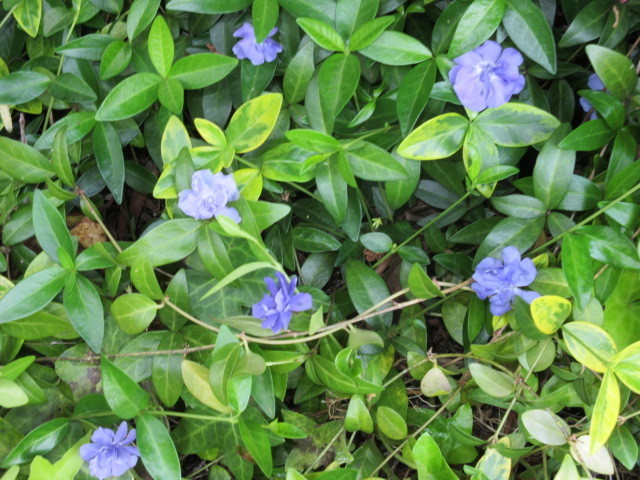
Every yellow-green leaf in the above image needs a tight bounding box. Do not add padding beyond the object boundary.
[562,321,617,373]
[613,340,640,393]
[226,93,282,153]
[181,360,233,414]
[589,370,620,453]
[530,295,572,334]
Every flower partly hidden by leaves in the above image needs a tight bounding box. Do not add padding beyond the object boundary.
[79,421,140,480]
[472,246,540,316]
[178,169,241,222]
[232,22,283,66]
[252,272,313,333]
[449,40,525,112]
[579,73,605,120]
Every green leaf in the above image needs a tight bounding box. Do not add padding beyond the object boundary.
[93,121,125,204]
[469,363,515,398]
[590,370,620,453]
[55,34,116,61]
[293,227,341,252]
[530,295,572,335]
[0,378,28,408]
[397,60,436,137]
[408,263,444,299]
[348,16,393,51]
[449,0,505,57]
[613,341,640,393]
[578,225,640,270]
[226,93,282,153]
[398,113,468,160]
[34,111,97,150]
[111,293,160,335]
[335,0,378,40]
[63,275,104,353]
[345,141,408,181]
[283,41,315,104]
[49,73,97,102]
[101,357,150,419]
[32,190,74,263]
[252,0,278,42]
[561,234,593,309]
[609,425,639,471]
[502,0,556,73]
[522,409,569,445]
[344,394,373,433]
[558,119,614,151]
[586,44,637,100]
[0,136,53,183]
[316,160,348,224]
[413,432,458,480]
[0,266,67,324]
[562,321,617,373]
[165,0,251,13]
[152,332,184,406]
[181,360,233,413]
[117,219,201,267]
[490,194,545,219]
[0,418,69,468]
[95,73,162,121]
[168,53,237,89]
[297,17,345,52]
[345,261,391,329]
[136,413,182,480]
[376,406,407,440]
[360,232,393,253]
[533,124,575,209]
[475,103,560,146]
[0,71,49,104]
[279,0,334,23]
[148,16,174,78]
[127,0,161,40]
[131,256,164,300]
[51,127,74,188]
[13,0,42,37]
[239,416,273,476]
[359,31,431,66]
[318,53,360,134]
[558,0,610,48]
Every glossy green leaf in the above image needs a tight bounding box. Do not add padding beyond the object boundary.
[297,17,345,52]
[562,321,617,373]
[101,357,150,419]
[32,190,74,263]
[63,275,104,353]
[359,31,431,66]
[0,418,69,468]
[0,137,53,183]
[475,103,560,146]
[95,73,162,121]
[398,113,468,160]
[449,0,505,56]
[226,93,282,152]
[136,413,182,480]
[586,44,637,100]
[168,53,237,89]
[111,293,160,335]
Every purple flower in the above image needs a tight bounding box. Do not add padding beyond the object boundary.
[178,170,241,222]
[232,22,283,66]
[79,422,140,480]
[252,272,313,333]
[472,246,540,316]
[449,40,525,112]
[579,74,605,120]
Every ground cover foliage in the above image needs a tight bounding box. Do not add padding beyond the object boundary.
[0,0,640,478]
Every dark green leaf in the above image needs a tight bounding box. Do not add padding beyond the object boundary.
[137,413,182,480]
[101,357,150,419]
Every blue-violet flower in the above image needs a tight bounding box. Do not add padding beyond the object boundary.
[178,169,241,223]
[579,73,605,120]
[232,22,283,66]
[472,246,540,316]
[79,421,140,480]
[449,40,525,112]
[252,272,313,333]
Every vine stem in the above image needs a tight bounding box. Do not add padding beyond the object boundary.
[531,181,640,254]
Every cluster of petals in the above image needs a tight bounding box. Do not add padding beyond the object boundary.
[178,169,241,223]
[579,73,605,120]
[472,246,540,316]
[449,40,525,112]
[252,272,313,333]
[232,22,283,66]
[79,422,140,480]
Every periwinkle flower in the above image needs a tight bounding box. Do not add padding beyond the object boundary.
[449,40,525,112]
[252,272,313,333]
[79,422,140,480]
[579,74,605,120]
[472,246,540,316]
[178,169,241,223]
[232,22,283,66]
